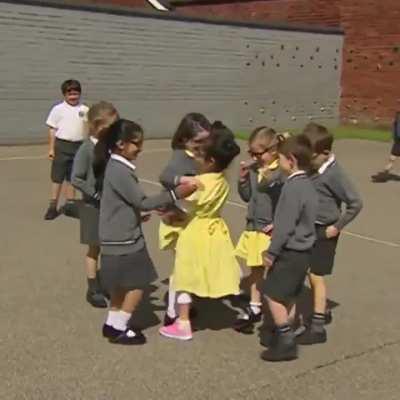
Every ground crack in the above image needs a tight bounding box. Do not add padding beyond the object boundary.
[231,339,400,400]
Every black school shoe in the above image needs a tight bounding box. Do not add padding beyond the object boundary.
[296,326,327,345]
[260,336,298,362]
[44,204,59,220]
[102,324,123,340]
[371,171,390,183]
[86,290,108,308]
[110,328,146,345]
[233,307,262,334]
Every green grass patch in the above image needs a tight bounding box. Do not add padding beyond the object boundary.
[236,126,392,142]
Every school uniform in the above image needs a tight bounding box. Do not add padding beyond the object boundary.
[46,101,88,183]
[310,155,363,276]
[99,154,176,294]
[261,171,318,303]
[235,160,284,267]
[158,149,197,250]
[71,137,100,245]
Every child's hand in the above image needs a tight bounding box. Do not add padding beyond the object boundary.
[141,211,151,222]
[175,182,197,199]
[262,224,274,236]
[325,225,340,239]
[180,176,203,189]
[239,161,251,180]
[48,148,55,160]
[262,251,274,269]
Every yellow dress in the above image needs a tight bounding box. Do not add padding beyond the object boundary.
[235,160,279,267]
[173,173,240,298]
[158,150,195,251]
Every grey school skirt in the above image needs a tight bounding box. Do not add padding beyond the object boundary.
[79,202,100,246]
[100,247,158,295]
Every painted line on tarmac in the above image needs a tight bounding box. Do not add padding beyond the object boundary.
[1,149,398,249]
[140,178,400,249]
[0,148,170,161]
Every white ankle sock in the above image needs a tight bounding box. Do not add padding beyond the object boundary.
[112,311,131,331]
[250,302,262,315]
[105,310,120,327]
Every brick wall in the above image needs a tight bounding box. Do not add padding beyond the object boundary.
[55,0,400,125]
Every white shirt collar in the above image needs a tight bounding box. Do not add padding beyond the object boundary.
[318,154,336,174]
[90,137,98,145]
[288,170,306,180]
[111,154,136,171]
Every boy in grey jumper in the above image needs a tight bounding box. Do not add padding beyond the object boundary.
[298,123,363,345]
[260,134,318,362]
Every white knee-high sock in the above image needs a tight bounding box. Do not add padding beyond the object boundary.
[167,276,178,318]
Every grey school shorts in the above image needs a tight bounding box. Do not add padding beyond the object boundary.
[51,138,82,183]
[261,249,310,303]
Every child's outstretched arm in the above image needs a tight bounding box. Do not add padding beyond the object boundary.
[111,172,195,212]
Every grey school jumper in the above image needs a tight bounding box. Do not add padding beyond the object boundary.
[311,156,363,230]
[267,172,318,258]
[159,149,197,190]
[100,156,175,256]
[71,138,97,202]
[238,167,284,231]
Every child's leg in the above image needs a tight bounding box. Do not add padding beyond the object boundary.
[384,155,397,172]
[249,267,264,313]
[166,275,178,319]
[104,289,146,344]
[234,267,263,332]
[309,273,326,314]
[287,302,296,325]
[85,246,107,308]
[267,296,289,326]
[296,273,327,345]
[51,182,63,203]
[64,182,76,201]
[260,296,298,362]
[86,245,99,280]
[159,292,193,340]
[44,182,63,220]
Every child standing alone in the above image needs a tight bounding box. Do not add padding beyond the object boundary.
[71,101,119,308]
[44,79,88,220]
[234,127,285,334]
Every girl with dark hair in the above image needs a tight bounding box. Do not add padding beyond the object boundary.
[158,113,211,326]
[159,122,241,341]
[94,119,196,345]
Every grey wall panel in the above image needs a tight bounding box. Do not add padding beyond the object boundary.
[0,1,343,144]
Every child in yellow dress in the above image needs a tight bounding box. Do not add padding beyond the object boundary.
[158,113,211,326]
[234,127,286,334]
[159,122,241,340]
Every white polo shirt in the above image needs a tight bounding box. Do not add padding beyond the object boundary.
[46,101,89,142]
